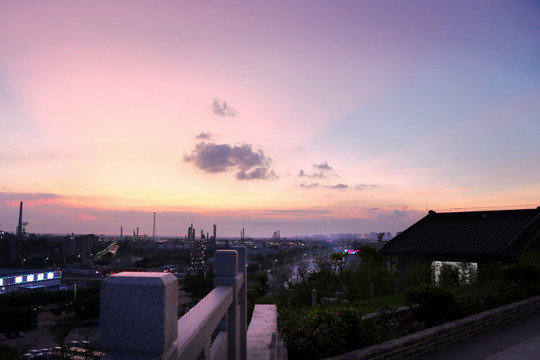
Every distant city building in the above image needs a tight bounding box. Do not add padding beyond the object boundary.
[188,223,205,271]
[63,234,99,261]
[209,224,217,247]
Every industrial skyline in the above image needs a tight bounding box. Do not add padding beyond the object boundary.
[1,1,539,237]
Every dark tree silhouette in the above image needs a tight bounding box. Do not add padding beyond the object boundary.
[45,322,74,360]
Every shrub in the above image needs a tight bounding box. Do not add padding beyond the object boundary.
[405,284,456,326]
[501,263,540,284]
[279,305,426,360]
[279,307,366,359]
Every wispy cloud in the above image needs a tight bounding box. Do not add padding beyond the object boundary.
[183,142,277,180]
[298,161,336,179]
[368,206,424,219]
[313,161,332,172]
[0,192,62,201]
[212,99,238,117]
[324,183,348,190]
[256,208,330,216]
[299,182,320,189]
[354,184,377,190]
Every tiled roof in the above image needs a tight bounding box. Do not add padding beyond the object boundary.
[380,208,540,260]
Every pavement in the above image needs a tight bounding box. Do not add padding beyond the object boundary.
[247,304,288,360]
[418,311,540,360]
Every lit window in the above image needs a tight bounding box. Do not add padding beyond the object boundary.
[47,272,54,279]
[37,273,44,281]
[27,275,34,282]
[15,276,23,284]
[432,261,478,285]
[0,279,3,286]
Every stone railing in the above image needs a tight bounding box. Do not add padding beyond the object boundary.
[100,247,247,360]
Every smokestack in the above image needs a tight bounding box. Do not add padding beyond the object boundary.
[121,226,123,238]
[153,212,156,238]
[16,201,23,237]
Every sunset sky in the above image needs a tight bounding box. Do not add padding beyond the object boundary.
[1,0,539,237]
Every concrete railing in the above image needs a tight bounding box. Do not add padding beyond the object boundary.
[100,247,247,360]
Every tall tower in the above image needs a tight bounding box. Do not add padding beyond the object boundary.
[152,212,156,238]
[210,223,217,247]
[188,223,205,271]
[16,201,23,237]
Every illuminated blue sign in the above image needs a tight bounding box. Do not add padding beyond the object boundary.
[0,271,62,287]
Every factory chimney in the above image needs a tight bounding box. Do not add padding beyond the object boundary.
[152,212,156,238]
[16,201,23,238]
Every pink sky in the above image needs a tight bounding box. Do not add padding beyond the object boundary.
[1,1,539,237]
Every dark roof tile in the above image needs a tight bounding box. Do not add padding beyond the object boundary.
[380,208,540,260]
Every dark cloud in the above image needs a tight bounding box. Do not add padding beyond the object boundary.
[195,132,212,140]
[212,99,238,117]
[184,142,277,180]
[299,182,320,189]
[325,184,349,190]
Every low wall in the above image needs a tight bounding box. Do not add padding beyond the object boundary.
[326,295,540,360]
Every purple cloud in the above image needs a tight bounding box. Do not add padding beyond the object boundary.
[184,142,277,180]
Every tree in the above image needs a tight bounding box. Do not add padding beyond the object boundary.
[254,273,269,297]
[355,246,394,299]
[330,252,348,275]
[46,323,74,360]
[76,327,99,360]
[183,272,214,299]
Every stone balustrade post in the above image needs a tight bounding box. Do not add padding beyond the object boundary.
[232,246,247,360]
[214,248,247,360]
[100,272,178,360]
